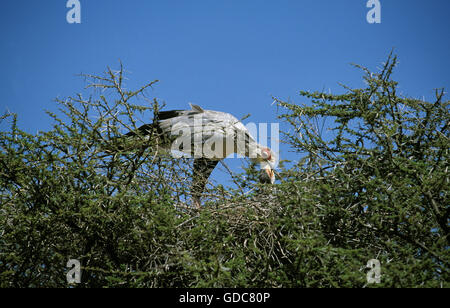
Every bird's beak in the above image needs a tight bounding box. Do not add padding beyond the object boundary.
[265,168,274,182]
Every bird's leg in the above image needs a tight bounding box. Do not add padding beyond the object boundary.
[192,197,202,209]
[192,158,219,208]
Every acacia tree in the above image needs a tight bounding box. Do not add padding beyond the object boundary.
[0,54,448,287]
[0,67,194,287]
[274,52,449,287]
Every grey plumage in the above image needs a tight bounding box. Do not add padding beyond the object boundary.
[125,103,277,207]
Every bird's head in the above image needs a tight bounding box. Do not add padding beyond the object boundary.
[254,146,277,185]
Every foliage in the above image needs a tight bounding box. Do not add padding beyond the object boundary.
[0,54,448,287]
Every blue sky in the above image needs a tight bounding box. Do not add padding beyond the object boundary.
[1,0,449,186]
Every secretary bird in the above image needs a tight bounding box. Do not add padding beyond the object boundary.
[124,103,277,207]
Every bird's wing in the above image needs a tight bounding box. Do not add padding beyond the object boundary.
[157,105,255,155]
